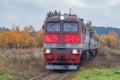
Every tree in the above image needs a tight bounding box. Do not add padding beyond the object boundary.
[86,20,92,28]
[0,25,44,48]
[45,10,60,20]
[0,31,8,48]
[99,31,119,48]
[24,25,35,34]
[37,30,44,47]
[108,31,119,48]
[86,20,95,33]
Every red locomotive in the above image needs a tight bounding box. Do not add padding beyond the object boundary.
[43,14,98,70]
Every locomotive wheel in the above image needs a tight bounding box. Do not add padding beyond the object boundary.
[94,49,97,56]
[93,50,96,56]
[86,51,90,60]
[80,51,86,64]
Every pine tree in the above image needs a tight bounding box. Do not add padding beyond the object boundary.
[45,10,60,20]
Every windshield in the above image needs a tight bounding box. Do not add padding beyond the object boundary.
[63,22,77,32]
[47,22,60,32]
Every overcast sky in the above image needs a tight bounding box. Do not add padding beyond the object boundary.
[0,0,120,30]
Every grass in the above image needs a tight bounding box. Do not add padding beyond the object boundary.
[0,46,119,80]
[70,68,120,80]
[69,46,120,80]
[0,48,45,79]
[0,68,24,80]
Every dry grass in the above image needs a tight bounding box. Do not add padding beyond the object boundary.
[69,46,120,80]
[83,46,120,68]
[0,48,45,79]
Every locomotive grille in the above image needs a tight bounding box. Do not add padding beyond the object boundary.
[57,54,66,61]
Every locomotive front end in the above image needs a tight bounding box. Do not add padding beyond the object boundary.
[43,15,83,70]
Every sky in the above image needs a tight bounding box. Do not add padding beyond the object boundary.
[0,0,120,30]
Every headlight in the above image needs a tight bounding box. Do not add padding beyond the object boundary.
[72,49,79,54]
[60,15,65,20]
[44,48,51,54]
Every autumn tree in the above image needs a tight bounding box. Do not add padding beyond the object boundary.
[0,31,8,48]
[0,25,43,48]
[108,31,119,48]
[99,31,119,48]
[36,30,44,47]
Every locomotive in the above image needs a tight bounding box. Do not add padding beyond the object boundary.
[43,14,98,70]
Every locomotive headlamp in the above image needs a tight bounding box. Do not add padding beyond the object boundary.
[72,49,79,54]
[60,15,65,20]
[45,48,51,54]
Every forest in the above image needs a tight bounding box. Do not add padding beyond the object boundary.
[0,26,43,48]
[0,25,119,49]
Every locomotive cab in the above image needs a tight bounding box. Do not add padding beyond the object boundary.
[43,15,83,70]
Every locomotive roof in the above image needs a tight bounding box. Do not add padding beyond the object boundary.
[47,15,81,22]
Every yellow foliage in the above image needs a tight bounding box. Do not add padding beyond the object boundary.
[99,31,119,48]
[0,26,44,48]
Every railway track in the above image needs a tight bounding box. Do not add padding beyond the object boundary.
[59,72,72,80]
[28,71,50,80]
[28,71,73,80]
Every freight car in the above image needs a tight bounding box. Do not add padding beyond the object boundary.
[43,14,98,70]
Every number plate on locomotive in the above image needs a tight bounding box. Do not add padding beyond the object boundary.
[57,44,66,47]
